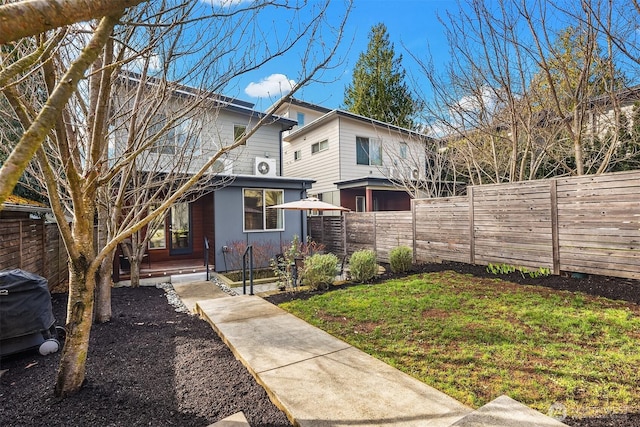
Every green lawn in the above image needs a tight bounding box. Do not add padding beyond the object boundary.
[278,271,640,418]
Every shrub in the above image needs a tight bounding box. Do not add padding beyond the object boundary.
[302,253,339,291]
[349,249,377,282]
[390,246,413,274]
[223,239,279,270]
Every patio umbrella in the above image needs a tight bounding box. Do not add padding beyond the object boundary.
[268,197,350,212]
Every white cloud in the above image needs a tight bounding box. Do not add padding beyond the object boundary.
[449,86,500,129]
[244,74,296,98]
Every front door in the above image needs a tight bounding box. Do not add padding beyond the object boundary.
[169,202,192,255]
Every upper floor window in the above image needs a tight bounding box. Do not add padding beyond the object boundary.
[399,142,408,159]
[243,188,284,232]
[148,114,200,155]
[311,139,328,154]
[356,136,382,166]
[297,112,305,126]
[294,150,302,161]
[234,124,247,142]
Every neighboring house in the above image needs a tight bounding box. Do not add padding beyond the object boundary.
[276,98,332,137]
[275,99,432,212]
[586,85,640,139]
[112,76,313,272]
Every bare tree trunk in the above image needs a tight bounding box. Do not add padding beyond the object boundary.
[95,193,112,322]
[55,255,97,397]
[95,254,113,322]
[129,257,141,288]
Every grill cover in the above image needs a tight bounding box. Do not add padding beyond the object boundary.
[0,269,55,340]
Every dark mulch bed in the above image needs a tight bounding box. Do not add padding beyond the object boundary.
[1,261,638,427]
[0,287,290,427]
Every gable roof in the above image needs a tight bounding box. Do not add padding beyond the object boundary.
[283,109,432,142]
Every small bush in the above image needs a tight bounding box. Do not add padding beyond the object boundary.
[302,253,338,290]
[390,246,413,273]
[349,249,377,282]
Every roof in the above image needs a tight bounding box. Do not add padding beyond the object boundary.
[283,109,432,142]
[587,84,640,107]
[278,98,332,114]
[1,195,51,214]
[116,71,297,130]
[334,176,398,190]
[214,174,315,189]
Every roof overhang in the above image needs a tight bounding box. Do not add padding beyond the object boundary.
[334,176,398,190]
[215,174,315,189]
[1,203,51,214]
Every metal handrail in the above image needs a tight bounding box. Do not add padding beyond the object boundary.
[204,236,210,281]
[242,245,254,295]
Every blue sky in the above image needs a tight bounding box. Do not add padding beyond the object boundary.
[233,0,456,111]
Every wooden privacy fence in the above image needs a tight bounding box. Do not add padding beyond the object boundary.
[0,219,68,289]
[307,215,345,255]
[341,170,640,280]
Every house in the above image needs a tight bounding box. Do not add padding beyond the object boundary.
[275,99,433,212]
[586,85,640,139]
[111,76,314,274]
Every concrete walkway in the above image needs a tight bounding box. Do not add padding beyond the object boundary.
[172,280,568,427]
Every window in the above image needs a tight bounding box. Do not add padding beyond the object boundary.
[234,124,247,142]
[311,139,328,154]
[294,150,302,161]
[148,205,166,249]
[356,196,365,212]
[356,137,382,166]
[148,115,200,155]
[243,189,284,231]
[297,112,305,126]
[399,142,408,159]
[148,114,174,154]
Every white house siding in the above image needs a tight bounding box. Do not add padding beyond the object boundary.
[276,103,329,137]
[112,97,285,176]
[588,101,637,140]
[284,112,428,198]
[337,117,427,182]
[283,119,340,194]
[169,109,284,176]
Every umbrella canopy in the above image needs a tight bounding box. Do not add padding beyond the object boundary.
[268,197,350,212]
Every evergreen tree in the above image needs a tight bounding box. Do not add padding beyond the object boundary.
[344,23,418,129]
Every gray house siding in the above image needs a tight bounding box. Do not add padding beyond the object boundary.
[212,176,313,271]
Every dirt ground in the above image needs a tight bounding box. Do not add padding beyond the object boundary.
[1,261,638,427]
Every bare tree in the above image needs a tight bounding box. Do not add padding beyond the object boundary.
[376,129,457,199]
[2,0,351,398]
[0,13,124,207]
[411,0,631,185]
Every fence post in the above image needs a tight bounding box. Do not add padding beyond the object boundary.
[550,179,560,275]
[411,199,417,264]
[341,214,347,256]
[468,186,475,265]
[373,212,377,255]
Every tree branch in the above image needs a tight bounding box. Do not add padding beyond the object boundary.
[0,0,145,44]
